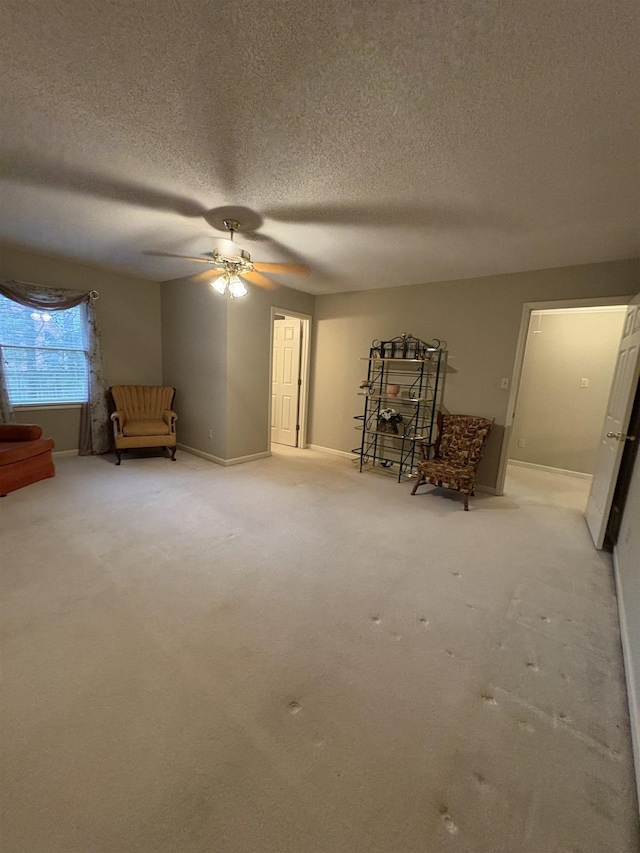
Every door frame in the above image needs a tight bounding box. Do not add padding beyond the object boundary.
[495,294,634,496]
[268,307,312,450]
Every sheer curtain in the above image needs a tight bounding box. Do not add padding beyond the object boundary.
[0,280,111,454]
[0,340,15,423]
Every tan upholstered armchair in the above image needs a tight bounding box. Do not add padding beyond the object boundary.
[411,412,494,510]
[110,386,177,465]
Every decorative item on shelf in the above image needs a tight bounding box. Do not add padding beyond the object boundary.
[360,379,374,394]
[370,333,446,360]
[377,408,403,434]
[386,384,400,397]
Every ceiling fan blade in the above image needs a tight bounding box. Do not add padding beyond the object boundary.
[252,262,310,275]
[243,270,278,290]
[190,268,226,282]
[145,251,214,264]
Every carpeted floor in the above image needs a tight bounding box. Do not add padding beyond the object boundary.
[1,447,638,852]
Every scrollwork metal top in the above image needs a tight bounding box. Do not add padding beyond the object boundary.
[370,333,446,359]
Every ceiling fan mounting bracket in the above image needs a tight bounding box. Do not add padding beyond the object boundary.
[222,218,241,235]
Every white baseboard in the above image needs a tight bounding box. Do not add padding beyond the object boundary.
[508,459,593,480]
[613,548,640,814]
[178,443,271,467]
[307,444,356,460]
[225,451,271,466]
[53,449,79,457]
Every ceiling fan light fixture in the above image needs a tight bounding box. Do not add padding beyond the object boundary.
[228,276,248,298]
[211,276,228,295]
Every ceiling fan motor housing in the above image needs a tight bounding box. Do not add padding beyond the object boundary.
[212,238,252,268]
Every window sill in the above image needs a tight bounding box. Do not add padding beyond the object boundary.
[14,404,84,411]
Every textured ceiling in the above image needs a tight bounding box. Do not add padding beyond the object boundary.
[1,0,638,294]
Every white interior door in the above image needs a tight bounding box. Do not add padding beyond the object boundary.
[586,296,640,548]
[271,317,301,447]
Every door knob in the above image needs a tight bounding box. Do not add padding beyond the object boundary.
[606,432,625,440]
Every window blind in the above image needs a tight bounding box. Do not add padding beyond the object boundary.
[0,295,88,405]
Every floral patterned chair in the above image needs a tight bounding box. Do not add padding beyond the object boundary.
[411,412,494,510]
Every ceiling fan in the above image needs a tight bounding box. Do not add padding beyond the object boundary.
[147,219,309,297]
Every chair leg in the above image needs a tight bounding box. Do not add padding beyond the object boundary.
[115,449,122,466]
[170,445,176,461]
[463,493,469,511]
[411,476,425,495]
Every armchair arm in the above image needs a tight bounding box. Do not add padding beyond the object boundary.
[415,440,436,462]
[110,410,125,435]
[162,410,178,433]
[0,424,43,442]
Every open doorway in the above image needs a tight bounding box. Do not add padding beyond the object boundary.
[498,301,629,509]
[269,308,311,450]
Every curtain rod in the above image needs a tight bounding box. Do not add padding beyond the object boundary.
[3,278,99,300]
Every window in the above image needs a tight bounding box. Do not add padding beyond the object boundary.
[0,294,88,405]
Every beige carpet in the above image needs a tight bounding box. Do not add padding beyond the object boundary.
[1,448,638,852]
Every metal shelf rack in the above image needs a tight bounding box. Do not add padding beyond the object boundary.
[354,335,446,482]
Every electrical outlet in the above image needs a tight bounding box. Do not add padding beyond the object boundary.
[208,430,213,439]
[580,378,588,388]
[518,438,525,448]
[500,378,510,389]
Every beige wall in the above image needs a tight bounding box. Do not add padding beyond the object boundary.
[510,309,626,474]
[0,244,163,451]
[161,278,228,459]
[309,259,639,489]
[4,245,637,478]
[161,278,313,461]
[226,286,314,460]
[14,406,82,454]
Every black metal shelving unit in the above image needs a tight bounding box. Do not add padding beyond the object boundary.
[354,336,446,482]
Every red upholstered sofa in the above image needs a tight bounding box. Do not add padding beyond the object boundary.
[0,424,55,496]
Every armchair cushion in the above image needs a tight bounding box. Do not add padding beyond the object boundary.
[122,418,171,437]
[414,459,477,491]
[0,438,55,467]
